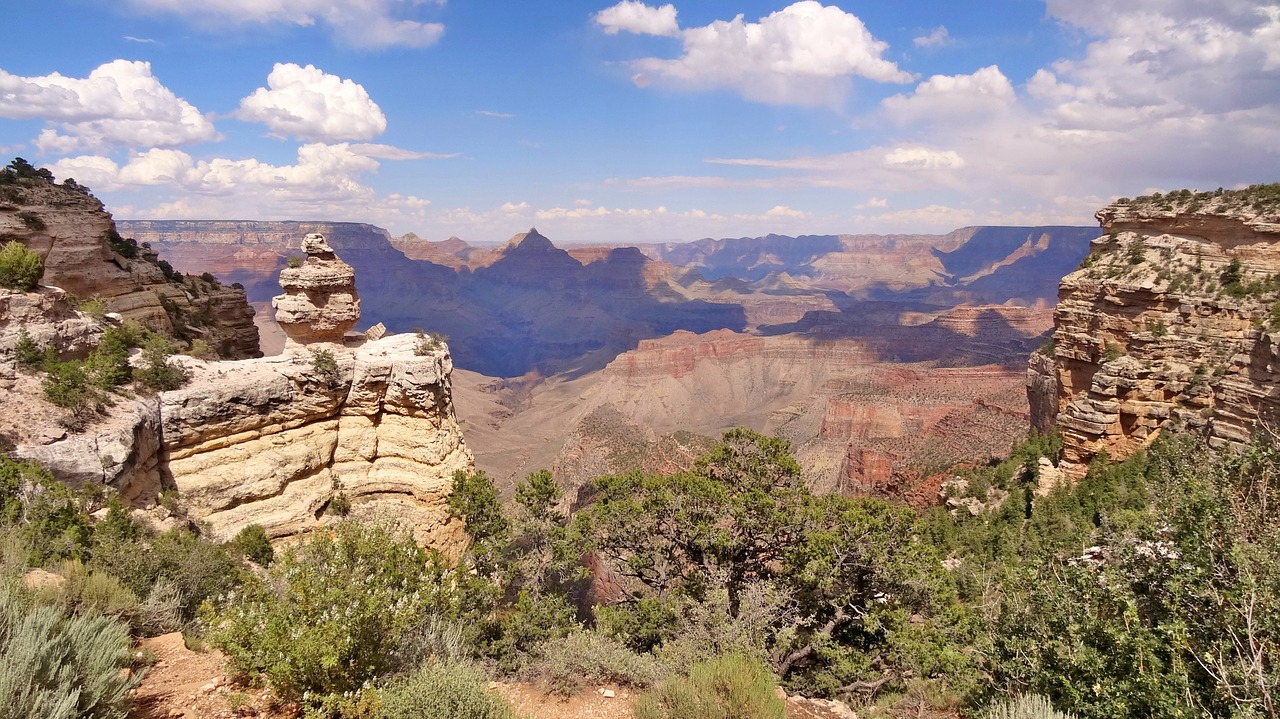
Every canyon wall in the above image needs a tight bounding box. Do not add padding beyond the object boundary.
[0,175,260,359]
[121,221,1092,377]
[1031,188,1280,474]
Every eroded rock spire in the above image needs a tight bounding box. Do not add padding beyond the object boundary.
[272,233,361,346]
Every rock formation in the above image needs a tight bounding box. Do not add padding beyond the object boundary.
[12,235,471,551]
[0,173,260,359]
[156,333,471,548]
[0,287,103,360]
[1030,186,1280,474]
[272,233,361,346]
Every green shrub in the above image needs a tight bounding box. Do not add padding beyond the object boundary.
[133,335,189,392]
[84,325,136,392]
[0,579,139,719]
[309,348,339,385]
[986,695,1076,719]
[229,524,274,566]
[634,654,784,719]
[524,630,662,695]
[375,661,517,719]
[91,527,241,623]
[206,521,453,709]
[41,358,95,408]
[0,240,44,291]
[77,298,106,318]
[597,597,681,654]
[286,255,304,268]
[12,327,43,370]
[48,561,139,623]
[325,478,352,517]
[414,330,447,356]
[485,590,579,674]
[0,458,94,565]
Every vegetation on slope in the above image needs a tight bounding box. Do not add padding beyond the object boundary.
[1115,183,1280,219]
[3,423,1278,719]
[1,156,252,357]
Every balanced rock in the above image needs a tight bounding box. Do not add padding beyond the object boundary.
[272,233,360,346]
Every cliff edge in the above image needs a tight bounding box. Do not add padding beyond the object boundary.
[1030,185,1280,474]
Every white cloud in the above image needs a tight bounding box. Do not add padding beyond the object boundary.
[50,143,432,225]
[0,60,216,152]
[476,110,515,118]
[237,63,386,142]
[347,143,458,160]
[856,197,887,209]
[870,204,977,229]
[882,66,1016,125]
[689,1,1280,228]
[122,0,444,48]
[601,1,912,107]
[882,147,965,170]
[913,26,951,48]
[595,1,680,37]
[123,35,158,44]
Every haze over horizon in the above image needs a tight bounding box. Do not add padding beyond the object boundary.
[3,0,1279,244]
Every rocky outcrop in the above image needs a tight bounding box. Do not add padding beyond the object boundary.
[157,334,471,548]
[20,333,471,548]
[1035,187,1280,474]
[0,175,260,359]
[11,234,471,552]
[272,233,361,346]
[0,287,103,359]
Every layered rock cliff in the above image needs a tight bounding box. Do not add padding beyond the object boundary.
[12,234,471,550]
[0,172,260,359]
[1030,185,1280,474]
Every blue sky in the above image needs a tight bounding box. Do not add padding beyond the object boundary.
[3,1,1278,244]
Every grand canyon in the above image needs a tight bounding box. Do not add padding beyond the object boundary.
[117,219,1094,499]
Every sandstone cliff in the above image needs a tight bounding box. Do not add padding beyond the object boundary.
[0,171,260,359]
[1030,185,1280,474]
[11,234,471,550]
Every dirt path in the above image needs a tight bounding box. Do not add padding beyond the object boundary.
[129,633,295,719]
[129,634,858,719]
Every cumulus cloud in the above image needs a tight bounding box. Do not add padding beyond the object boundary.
[49,142,437,225]
[689,1,1280,229]
[0,60,216,152]
[881,66,1016,125]
[913,26,950,48]
[122,0,445,49]
[599,1,912,106]
[595,1,680,37]
[237,63,387,142]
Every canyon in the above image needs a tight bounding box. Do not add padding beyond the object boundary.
[120,219,1093,499]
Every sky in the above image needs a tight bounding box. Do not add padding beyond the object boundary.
[2,1,1279,245]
